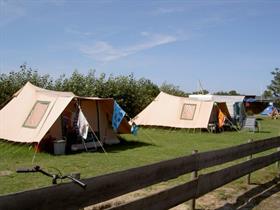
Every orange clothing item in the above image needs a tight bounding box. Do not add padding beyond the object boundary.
[218,110,226,128]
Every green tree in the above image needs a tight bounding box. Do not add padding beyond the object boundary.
[160,82,188,97]
[53,71,159,117]
[213,90,240,95]
[134,78,159,116]
[0,64,53,105]
[1,65,184,117]
[192,90,209,95]
[228,90,240,95]
[267,68,280,97]
[55,70,92,96]
[100,74,159,117]
[214,91,229,95]
[262,90,273,98]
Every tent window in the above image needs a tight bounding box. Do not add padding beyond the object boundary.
[181,104,196,120]
[23,101,50,128]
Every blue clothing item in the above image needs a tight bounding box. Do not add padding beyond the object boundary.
[112,101,126,131]
[244,98,257,102]
[131,124,139,136]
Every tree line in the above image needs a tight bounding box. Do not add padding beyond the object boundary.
[0,64,188,117]
[3,64,277,117]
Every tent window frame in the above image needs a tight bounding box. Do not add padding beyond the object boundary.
[180,103,196,120]
[23,100,50,129]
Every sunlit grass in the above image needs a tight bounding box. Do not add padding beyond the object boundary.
[0,116,279,195]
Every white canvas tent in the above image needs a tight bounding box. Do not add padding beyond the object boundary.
[189,94,245,117]
[132,92,231,129]
[0,82,131,149]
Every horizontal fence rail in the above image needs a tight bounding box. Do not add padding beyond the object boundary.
[109,151,280,210]
[0,136,280,210]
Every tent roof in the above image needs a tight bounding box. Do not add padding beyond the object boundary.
[16,82,75,97]
[133,92,221,129]
[77,96,113,101]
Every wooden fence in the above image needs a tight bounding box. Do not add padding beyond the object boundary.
[1,136,280,210]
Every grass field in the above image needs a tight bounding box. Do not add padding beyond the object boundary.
[0,116,280,196]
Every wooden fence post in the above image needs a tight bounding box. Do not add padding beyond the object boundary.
[276,147,280,177]
[247,139,253,184]
[190,150,198,210]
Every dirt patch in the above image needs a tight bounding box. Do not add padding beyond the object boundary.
[85,178,280,210]
[215,177,280,210]
[254,192,280,210]
[85,185,165,210]
[0,170,12,177]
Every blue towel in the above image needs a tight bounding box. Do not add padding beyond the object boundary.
[112,101,126,131]
[131,124,139,135]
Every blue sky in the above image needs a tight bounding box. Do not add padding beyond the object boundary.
[0,0,279,95]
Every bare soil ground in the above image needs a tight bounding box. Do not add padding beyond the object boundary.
[85,177,280,210]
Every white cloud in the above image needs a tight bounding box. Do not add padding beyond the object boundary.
[140,31,150,37]
[79,33,178,62]
[153,7,184,15]
[0,0,26,27]
[80,41,128,62]
[65,27,95,37]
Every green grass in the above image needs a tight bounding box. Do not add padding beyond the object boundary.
[0,116,280,195]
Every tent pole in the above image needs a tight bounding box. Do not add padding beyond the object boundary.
[216,104,240,132]
[225,115,240,132]
[81,138,88,152]
[96,101,101,140]
[32,145,38,164]
[88,123,108,156]
[79,105,107,154]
